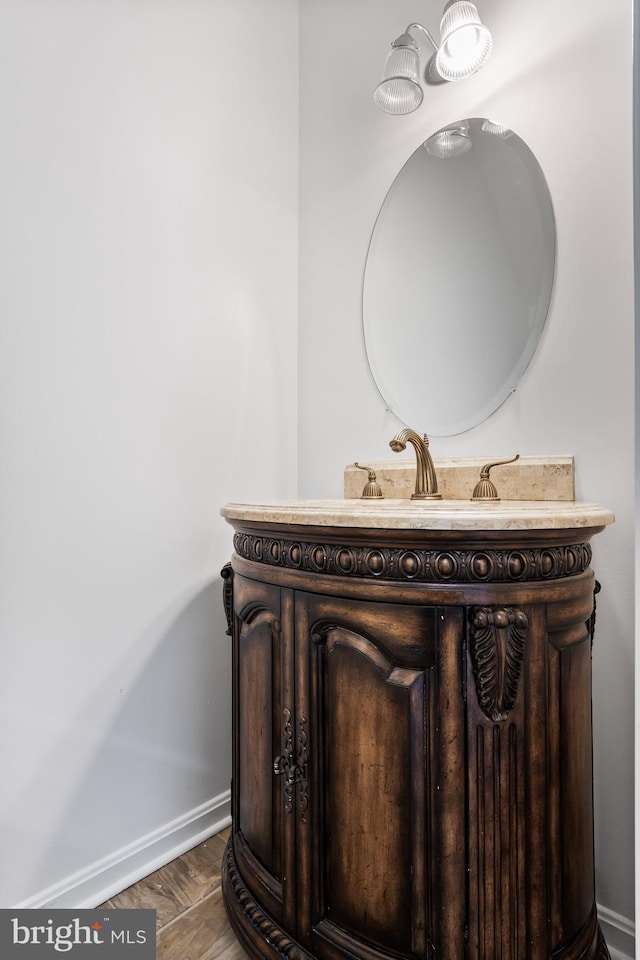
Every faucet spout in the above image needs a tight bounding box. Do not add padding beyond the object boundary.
[389,428,442,500]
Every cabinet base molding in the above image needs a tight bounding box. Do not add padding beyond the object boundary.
[222,837,609,960]
[222,839,311,960]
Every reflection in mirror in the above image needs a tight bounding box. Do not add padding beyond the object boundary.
[363,118,556,436]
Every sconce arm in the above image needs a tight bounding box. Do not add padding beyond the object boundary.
[406,22,439,54]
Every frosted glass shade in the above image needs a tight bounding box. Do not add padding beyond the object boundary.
[374,36,424,115]
[436,1,492,81]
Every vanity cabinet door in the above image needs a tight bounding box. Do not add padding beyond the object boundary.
[294,592,467,960]
[231,574,295,928]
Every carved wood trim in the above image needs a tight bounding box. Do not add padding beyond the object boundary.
[469,607,528,721]
[589,580,601,648]
[469,720,525,957]
[221,562,234,636]
[223,838,312,960]
[233,533,591,583]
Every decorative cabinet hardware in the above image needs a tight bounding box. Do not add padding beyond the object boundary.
[274,708,309,818]
[220,562,234,636]
[273,707,296,814]
[296,716,309,824]
[223,521,610,960]
[590,580,602,646]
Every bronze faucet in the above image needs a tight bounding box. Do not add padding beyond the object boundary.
[389,428,442,500]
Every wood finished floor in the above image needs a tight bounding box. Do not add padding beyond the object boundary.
[99,828,247,960]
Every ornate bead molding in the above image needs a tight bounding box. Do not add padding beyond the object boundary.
[233,533,591,584]
[223,840,313,960]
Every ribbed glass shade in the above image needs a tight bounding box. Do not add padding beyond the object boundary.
[374,37,424,115]
[435,1,492,81]
[425,126,472,159]
[481,119,513,139]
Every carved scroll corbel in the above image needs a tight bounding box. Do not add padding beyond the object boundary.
[589,580,601,647]
[469,606,528,721]
[221,562,234,636]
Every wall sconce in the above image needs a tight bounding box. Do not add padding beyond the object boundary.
[374,1,492,115]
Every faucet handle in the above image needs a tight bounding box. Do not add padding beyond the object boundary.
[354,463,384,500]
[471,454,520,502]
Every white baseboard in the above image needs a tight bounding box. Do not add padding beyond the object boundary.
[598,902,635,960]
[15,812,634,960]
[16,790,231,909]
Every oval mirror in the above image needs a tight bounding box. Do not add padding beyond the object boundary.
[363,118,556,436]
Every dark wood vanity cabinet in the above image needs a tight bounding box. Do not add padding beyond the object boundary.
[221,520,610,960]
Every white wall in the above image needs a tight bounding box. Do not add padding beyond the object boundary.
[0,0,632,935]
[0,0,298,907]
[299,0,634,948]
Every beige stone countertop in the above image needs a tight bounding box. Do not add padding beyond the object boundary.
[222,499,615,532]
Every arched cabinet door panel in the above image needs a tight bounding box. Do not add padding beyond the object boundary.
[294,593,467,960]
[231,574,295,926]
[306,622,426,959]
